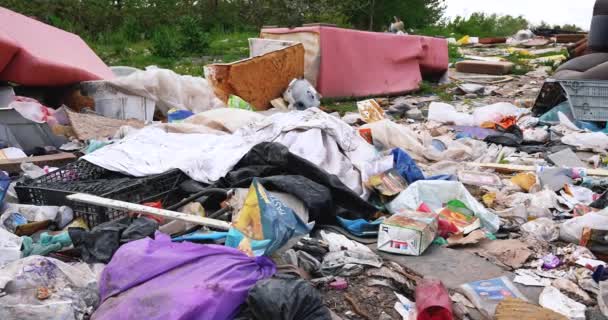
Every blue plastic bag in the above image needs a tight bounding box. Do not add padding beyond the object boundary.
[0,170,9,206]
[392,148,425,184]
[337,216,383,237]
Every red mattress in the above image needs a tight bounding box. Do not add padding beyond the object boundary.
[261,26,448,98]
[0,7,113,86]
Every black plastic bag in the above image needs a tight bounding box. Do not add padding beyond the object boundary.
[214,142,377,224]
[237,274,331,320]
[69,216,157,263]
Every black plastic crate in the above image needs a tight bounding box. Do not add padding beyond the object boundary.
[15,160,189,227]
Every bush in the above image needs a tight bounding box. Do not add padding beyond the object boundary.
[178,17,210,54]
[151,27,183,58]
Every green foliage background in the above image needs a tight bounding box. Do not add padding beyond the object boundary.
[0,1,578,75]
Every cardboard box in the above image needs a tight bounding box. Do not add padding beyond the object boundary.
[377,210,437,256]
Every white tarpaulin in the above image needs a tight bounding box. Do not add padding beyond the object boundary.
[83,108,380,196]
[109,67,226,115]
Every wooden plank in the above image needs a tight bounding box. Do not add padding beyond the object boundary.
[66,109,145,140]
[205,43,305,110]
[67,193,231,230]
[0,152,76,174]
[477,163,608,177]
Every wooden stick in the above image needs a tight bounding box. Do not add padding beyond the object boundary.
[67,193,231,230]
[344,294,371,320]
[477,163,608,177]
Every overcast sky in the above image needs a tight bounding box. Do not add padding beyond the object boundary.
[445,0,596,30]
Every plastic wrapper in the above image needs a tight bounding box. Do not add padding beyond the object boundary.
[459,276,528,319]
[229,179,313,256]
[357,99,386,123]
[387,180,500,233]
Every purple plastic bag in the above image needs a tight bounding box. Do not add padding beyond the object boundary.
[92,232,275,320]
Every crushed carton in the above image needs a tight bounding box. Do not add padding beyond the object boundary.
[377,210,438,256]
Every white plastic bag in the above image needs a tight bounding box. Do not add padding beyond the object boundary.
[562,132,608,152]
[0,228,22,265]
[520,218,559,242]
[386,180,500,233]
[560,210,608,244]
[471,102,529,125]
[0,256,99,320]
[428,102,474,126]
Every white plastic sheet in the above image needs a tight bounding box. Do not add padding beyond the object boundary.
[386,180,500,232]
[84,108,380,196]
[0,256,99,320]
[539,286,586,320]
[109,67,225,115]
[560,209,608,244]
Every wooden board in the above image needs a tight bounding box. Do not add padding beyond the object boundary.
[66,109,145,141]
[205,43,304,111]
[67,193,231,230]
[477,163,608,177]
[0,152,76,174]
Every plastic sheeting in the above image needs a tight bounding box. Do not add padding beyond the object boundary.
[386,180,500,233]
[109,67,225,115]
[360,119,490,165]
[214,143,378,223]
[0,256,99,320]
[92,232,275,320]
[84,108,380,197]
[0,7,113,86]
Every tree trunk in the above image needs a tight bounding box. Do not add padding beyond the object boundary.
[369,0,375,30]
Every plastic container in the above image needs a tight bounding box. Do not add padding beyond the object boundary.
[0,108,67,151]
[415,278,453,320]
[558,79,608,121]
[457,171,503,188]
[15,160,188,228]
[80,81,155,121]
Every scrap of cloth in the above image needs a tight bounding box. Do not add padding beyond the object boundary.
[92,232,276,320]
[83,108,380,196]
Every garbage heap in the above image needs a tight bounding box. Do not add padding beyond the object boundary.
[2,10,608,320]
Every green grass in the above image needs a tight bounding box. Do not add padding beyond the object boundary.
[321,96,362,115]
[448,44,463,64]
[89,31,256,76]
[418,81,456,102]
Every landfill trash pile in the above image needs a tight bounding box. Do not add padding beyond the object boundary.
[3,5,608,320]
